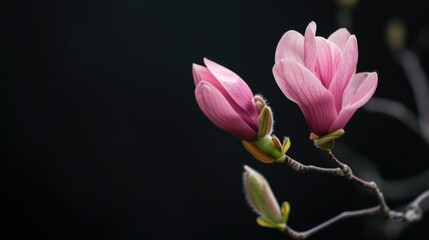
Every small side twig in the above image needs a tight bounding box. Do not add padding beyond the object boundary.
[333,141,429,238]
[283,206,381,239]
[326,150,403,220]
[335,142,429,200]
[282,189,429,239]
[405,189,429,222]
[371,189,429,239]
[278,150,429,239]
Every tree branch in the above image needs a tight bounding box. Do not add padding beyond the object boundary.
[326,150,404,219]
[283,155,345,176]
[282,189,429,239]
[283,206,381,239]
[279,150,429,239]
[335,142,429,201]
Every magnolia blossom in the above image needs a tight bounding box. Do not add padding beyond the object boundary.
[273,21,378,136]
[193,58,259,141]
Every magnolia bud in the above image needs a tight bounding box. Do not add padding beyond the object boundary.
[243,165,290,229]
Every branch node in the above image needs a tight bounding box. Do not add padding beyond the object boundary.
[341,164,353,179]
[405,205,423,222]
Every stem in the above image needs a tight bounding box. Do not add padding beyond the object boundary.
[283,206,381,239]
[326,150,404,220]
[335,142,429,200]
[282,190,429,239]
[283,155,344,176]
[410,189,429,207]
[404,189,429,222]
[279,150,429,239]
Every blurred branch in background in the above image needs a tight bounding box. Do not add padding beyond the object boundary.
[336,2,429,144]
[364,18,429,143]
[340,144,429,239]
[335,0,359,30]
[364,97,422,138]
[334,1,429,238]
[392,48,429,141]
[368,189,429,240]
[336,143,429,201]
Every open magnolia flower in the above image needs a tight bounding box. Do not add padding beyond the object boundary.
[273,21,378,137]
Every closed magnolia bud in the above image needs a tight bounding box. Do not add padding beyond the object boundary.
[243,165,290,229]
[193,58,259,141]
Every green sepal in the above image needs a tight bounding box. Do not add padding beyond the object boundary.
[243,140,276,163]
[281,201,290,224]
[313,129,345,151]
[256,217,276,228]
[315,140,335,151]
[244,136,292,164]
[251,136,283,160]
[257,106,273,139]
[275,137,291,163]
[256,217,286,231]
[281,137,291,155]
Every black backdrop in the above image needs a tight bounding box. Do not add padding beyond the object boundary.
[2,1,429,240]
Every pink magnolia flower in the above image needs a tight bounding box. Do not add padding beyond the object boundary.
[193,58,259,141]
[272,21,378,136]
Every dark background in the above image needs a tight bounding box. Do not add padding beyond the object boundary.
[2,1,429,239]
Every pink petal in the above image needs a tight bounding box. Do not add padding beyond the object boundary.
[192,64,214,86]
[314,37,342,88]
[329,72,378,132]
[328,28,351,52]
[192,63,229,100]
[343,72,378,107]
[328,35,358,112]
[304,21,317,72]
[273,59,337,135]
[195,82,258,141]
[193,63,251,124]
[203,58,258,125]
[274,30,304,64]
